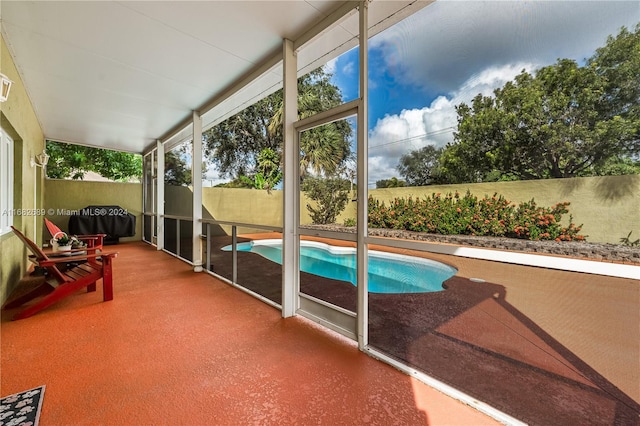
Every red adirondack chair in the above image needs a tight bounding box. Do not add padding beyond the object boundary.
[44,217,105,251]
[3,226,117,320]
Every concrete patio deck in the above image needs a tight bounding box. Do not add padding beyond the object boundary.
[205,233,640,425]
[2,242,498,425]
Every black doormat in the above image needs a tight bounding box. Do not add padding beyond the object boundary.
[0,385,45,426]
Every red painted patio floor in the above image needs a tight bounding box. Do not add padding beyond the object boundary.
[1,242,497,425]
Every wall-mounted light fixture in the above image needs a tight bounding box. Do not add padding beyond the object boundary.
[30,149,50,168]
[0,73,13,102]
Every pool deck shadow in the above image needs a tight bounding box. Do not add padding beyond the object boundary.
[206,233,640,426]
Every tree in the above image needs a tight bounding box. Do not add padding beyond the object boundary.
[594,155,640,176]
[438,25,639,183]
[204,95,279,179]
[214,178,253,189]
[164,150,191,186]
[302,176,351,225]
[298,124,351,178]
[376,177,406,188]
[588,23,640,152]
[269,70,353,178]
[238,148,282,192]
[46,141,142,181]
[204,67,352,184]
[396,145,443,186]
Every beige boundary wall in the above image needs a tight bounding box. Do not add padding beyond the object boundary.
[170,175,638,245]
[368,175,639,245]
[168,185,333,234]
[48,174,638,246]
[44,175,640,250]
[44,179,143,243]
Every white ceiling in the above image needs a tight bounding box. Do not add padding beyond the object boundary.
[1,1,430,154]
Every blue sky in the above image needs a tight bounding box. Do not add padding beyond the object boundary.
[325,1,639,187]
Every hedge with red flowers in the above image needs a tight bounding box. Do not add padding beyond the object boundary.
[368,191,585,241]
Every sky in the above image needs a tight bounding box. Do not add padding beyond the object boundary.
[325,0,640,187]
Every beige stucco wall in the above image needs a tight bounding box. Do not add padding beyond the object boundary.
[191,175,638,244]
[168,186,338,233]
[164,186,283,226]
[202,187,282,227]
[44,179,143,243]
[0,35,46,304]
[369,175,639,244]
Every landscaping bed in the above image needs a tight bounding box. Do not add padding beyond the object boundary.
[303,224,640,264]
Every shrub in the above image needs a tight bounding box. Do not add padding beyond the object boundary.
[368,191,584,241]
[508,199,584,241]
[343,217,356,227]
[619,231,639,246]
[303,177,350,225]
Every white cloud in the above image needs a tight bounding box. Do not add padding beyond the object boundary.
[324,58,338,75]
[363,0,639,187]
[367,62,535,186]
[203,164,228,187]
[456,62,537,100]
[370,1,639,94]
[342,61,355,76]
[368,75,378,90]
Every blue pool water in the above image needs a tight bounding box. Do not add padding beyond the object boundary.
[221,239,457,294]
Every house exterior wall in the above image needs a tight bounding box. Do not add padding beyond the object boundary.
[0,35,46,304]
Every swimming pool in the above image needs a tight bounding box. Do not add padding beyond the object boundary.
[221,239,457,294]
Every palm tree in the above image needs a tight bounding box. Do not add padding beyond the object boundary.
[204,67,352,183]
[299,125,350,178]
[268,69,353,179]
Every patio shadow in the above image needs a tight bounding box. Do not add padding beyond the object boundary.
[205,234,640,425]
[368,277,640,426]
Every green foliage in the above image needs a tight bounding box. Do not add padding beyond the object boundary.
[204,67,352,181]
[376,177,406,188]
[70,236,86,249]
[46,141,142,181]
[204,95,278,179]
[273,69,353,178]
[238,174,262,190]
[55,233,70,245]
[588,23,640,153]
[620,231,640,246]
[298,123,352,178]
[343,217,356,227]
[238,169,282,192]
[215,178,253,189]
[368,191,585,242]
[432,24,640,184]
[238,148,282,192]
[593,156,640,176]
[444,59,636,182]
[164,150,191,186]
[397,145,444,185]
[509,200,583,241]
[302,177,351,225]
